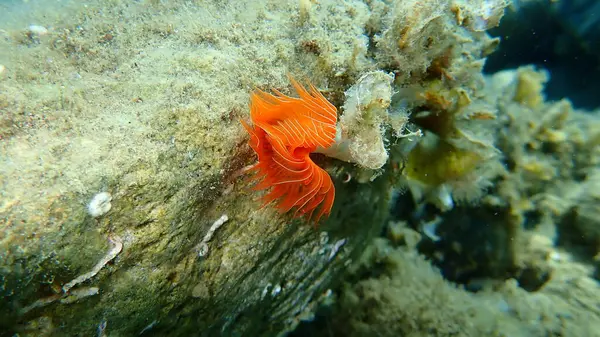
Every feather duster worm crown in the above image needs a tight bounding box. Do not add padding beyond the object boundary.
[242,77,337,223]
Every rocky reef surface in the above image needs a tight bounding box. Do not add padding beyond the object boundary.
[0,0,598,336]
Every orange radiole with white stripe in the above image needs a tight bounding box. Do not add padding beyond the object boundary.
[241,77,337,223]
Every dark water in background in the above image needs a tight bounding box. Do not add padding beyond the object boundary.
[485,0,600,110]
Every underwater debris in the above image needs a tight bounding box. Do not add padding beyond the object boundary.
[20,237,122,315]
[197,214,229,257]
[60,287,100,304]
[63,235,123,293]
[20,294,62,315]
[242,77,337,223]
[27,25,49,37]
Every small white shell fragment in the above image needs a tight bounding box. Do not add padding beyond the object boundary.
[328,238,347,260]
[271,284,281,297]
[28,24,49,36]
[87,192,112,217]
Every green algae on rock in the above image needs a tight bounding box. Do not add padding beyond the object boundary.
[0,0,398,335]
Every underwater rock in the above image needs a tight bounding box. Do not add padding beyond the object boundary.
[5,1,596,337]
[0,1,415,336]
